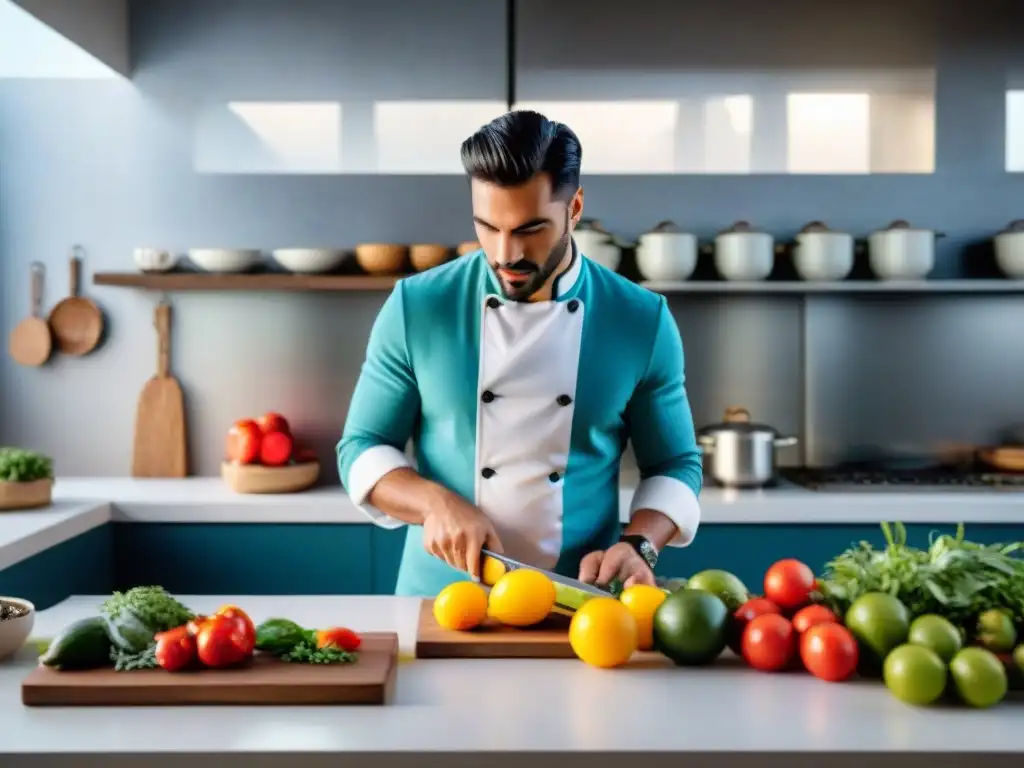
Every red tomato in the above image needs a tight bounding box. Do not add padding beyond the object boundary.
[257,412,291,436]
[316,627,362,652]
[215,606,257,654]
[800,622,859,682]
[763,559,816,611]
[196,615,254,668]
[728,597,782,654]
[742,613,796,672]
[154,626,197,672]
[186,614,209,636]
[259,430,294,466]
[226,419,262,464]
[791,604,839,634]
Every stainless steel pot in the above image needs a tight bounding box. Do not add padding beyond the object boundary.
[697,406,798,488]
[994,219,1024,279]
[635,220,698,282]
[573,219,622,272]
[792,221,854,282]
[714,221,776,281]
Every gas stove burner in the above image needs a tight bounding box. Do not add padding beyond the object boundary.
[781,467,1024,492]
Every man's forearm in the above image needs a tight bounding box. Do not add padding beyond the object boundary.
[365,467,449,526]
[624,508,680,551]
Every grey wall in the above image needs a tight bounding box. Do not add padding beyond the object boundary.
[1,0,1022,478]
[13,0,131,76]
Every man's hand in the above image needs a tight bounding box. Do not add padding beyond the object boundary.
[422,489,504,579]
[578,542,656,589]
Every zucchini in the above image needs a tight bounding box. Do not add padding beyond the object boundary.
[39,616,113,670]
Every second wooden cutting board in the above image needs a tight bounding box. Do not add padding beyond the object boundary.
[415,599,576,658]
[132,301,188,477]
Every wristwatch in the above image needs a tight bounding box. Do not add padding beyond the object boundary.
[618,534,658,570]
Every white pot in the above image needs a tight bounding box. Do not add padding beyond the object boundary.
[867,220,942,280]
[635,221,698,282]
[573,219,622,272]
[714,221,775,281]
[993,220,1024,279]
[792,221,854,282]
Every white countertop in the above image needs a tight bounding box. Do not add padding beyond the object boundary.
[0,594,1021,765]
[0,476,1020,575]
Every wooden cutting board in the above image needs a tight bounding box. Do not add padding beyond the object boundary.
[22,632,398,706]
[415,600,576,658]
[132,301,188,477]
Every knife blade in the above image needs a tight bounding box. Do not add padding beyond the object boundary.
[478,549,611,616]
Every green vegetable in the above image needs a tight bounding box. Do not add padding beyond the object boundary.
[817,522,1024,631]
[111,644,158,671]
[39,616,113,670]
[0,447,53,483]
[255,618,315,654]
[98,586,194,656]
[279,640,356,665]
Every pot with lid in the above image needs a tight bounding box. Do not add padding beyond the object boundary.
[792,221,854,282]
[868,220,944,281]
[697,406,798,488]
[993,219,1024,279]
[635,220,698,282]
[573,218,623,272]
[714,221,776,281]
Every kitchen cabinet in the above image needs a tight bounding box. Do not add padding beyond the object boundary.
[0,526,113,611]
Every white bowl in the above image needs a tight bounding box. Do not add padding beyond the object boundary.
[271,248,347,274]
[134,248,177,273]
[188,248,262,273]
[0,597,35,662]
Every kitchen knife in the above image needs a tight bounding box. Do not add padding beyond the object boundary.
[479,549,611,616]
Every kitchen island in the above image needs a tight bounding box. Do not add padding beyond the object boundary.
[1,594,1022,768]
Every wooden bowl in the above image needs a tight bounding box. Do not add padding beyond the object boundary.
[355,244,408,275]
[978,447,1024,473]
[410,244,451,272]
[221,461,320,494]
[0,479,53,511]
[457,241,481,256]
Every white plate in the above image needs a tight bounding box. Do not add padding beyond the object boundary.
[188,248,262,273]
[271,248,348,274]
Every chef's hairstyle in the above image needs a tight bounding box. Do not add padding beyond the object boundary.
[460,110,581,201]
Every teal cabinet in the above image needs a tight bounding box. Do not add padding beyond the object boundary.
[113,524,376,595]
[654,523,1022,590]
[0,526,113,610]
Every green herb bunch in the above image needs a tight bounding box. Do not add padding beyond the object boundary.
[280,640,357,665]
[817,522,1024,630]
[0,447,53,483]
[101,586,194,634]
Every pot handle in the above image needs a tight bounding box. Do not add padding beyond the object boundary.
[774,436,799,448]
[698,435,715,453]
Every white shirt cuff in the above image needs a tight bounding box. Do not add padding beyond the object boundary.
[346,444,412,529]
[629,475,701,548]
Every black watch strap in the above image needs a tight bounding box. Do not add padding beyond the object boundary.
[619,534,658,569]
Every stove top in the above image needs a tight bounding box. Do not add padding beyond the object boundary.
[781,467,1024,493]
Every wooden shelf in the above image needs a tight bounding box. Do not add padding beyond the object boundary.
[93,272,1024,295]
[93,272,401,291]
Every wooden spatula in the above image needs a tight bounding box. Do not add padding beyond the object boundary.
[132,301,188,477]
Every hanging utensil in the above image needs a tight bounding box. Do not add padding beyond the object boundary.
[131,299,188,478]
[48,245,104,356]
[7,262,53,367]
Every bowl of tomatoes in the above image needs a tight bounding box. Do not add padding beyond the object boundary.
[222,412,320,494]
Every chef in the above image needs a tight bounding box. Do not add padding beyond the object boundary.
[337,110,703,597]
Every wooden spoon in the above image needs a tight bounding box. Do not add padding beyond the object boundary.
[7,262,53,367]
[48,246,104,356]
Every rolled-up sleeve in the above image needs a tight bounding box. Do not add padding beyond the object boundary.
[336,282,419,528]
[625,297,703,547]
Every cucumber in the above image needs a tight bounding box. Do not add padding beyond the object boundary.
[39,616,113,670]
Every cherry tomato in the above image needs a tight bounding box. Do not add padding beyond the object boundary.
[154,626,197,672]
[791,604,839,634]
[316,627,362,652]
[728,597,781,655]
[800,622,859,682]
[215,606,256,654]
[257,412,291,436]
[742,613,796,672]
[226,419,262,464]
[763,559,816,611]
[196,615,254,668]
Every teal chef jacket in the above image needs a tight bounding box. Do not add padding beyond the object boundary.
[337,244,704,597]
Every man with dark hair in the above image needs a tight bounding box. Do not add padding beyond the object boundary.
[338,110,703,598]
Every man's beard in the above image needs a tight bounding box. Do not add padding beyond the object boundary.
[493,213,571,302]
